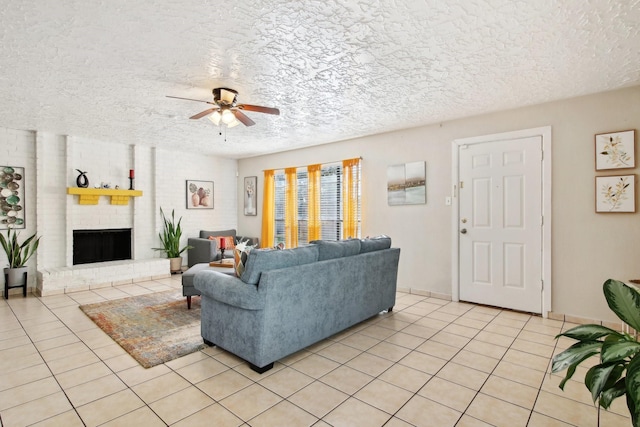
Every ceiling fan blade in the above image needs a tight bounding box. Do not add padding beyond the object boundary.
[233,110,256,126]
[190,108,218,120]
[239,104,280,115]
[166,95,215,105]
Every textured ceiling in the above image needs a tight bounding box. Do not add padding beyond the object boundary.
[0,1,639,159]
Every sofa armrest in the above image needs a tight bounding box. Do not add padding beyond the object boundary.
[194,270,265,310]
[187,237,220,267]
[237,236,260,248]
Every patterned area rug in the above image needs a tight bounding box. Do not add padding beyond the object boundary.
[79,291,204,368]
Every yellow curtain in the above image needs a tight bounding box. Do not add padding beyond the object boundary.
[285,167,299,248]
[261,170,275,247]
[307,164,322,241]
[342,158,361,239]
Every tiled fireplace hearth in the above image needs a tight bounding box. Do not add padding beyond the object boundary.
[37,258,169,296]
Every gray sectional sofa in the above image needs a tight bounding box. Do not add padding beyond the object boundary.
[193,236,400,373]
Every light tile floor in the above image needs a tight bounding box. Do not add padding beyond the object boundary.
[0,275,632,426]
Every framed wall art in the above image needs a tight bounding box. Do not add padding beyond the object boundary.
[387,161,426,206]
[595,129,635,170]
[0,166,25,229]
[595,174,635,213]
[244,176,257,216]
[186,180,214,209]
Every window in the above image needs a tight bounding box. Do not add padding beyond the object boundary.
[272,161,360,247]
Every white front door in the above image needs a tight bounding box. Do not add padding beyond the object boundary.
[458,135,543,313]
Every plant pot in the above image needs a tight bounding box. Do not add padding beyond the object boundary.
[4,266,27,285]
[169,257,183,274]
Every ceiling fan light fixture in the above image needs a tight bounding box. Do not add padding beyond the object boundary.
[221,109,236,124]
[227,119,240,128]
[208,110,221,125]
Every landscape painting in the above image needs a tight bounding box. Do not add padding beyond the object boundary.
[387,161,426,206]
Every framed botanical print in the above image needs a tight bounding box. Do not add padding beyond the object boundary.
[244,176,257,216]
[595,129,635,170]
[595,175,635,213]
[186,180,213,209]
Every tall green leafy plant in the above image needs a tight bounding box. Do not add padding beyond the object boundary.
[552,279,640,426]
[152,208,191,258]
[0,228,41,268]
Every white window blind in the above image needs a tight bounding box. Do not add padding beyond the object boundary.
[320,164,342,241]
[274,173,286,245]
[272,162,360,247]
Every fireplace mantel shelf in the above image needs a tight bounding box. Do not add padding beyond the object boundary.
[67,188,143,205]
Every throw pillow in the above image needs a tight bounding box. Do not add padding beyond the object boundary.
[233,239,256,277]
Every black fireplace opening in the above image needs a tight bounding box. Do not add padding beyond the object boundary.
[73,228,132,265]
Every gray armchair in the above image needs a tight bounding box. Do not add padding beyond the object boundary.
[187,229,259,267]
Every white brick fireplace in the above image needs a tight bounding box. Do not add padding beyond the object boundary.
[1,128,238,297]
[36,136,169,295]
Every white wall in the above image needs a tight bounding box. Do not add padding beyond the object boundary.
[154,147,238,259]
[238,85,640,323]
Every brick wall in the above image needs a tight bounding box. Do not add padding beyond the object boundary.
[0,126,238,295]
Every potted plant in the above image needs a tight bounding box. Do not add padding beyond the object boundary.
[0,228,41,288]
[153,207,191,273]
[552,279,640,427]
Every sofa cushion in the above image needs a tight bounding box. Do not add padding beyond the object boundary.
[200,229,237,240]
[309,239,361,261]
[360,235,391,253]
[241,245,319,285]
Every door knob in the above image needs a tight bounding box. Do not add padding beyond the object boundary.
[460,228,467,234]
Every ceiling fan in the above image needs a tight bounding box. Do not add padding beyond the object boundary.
[167,87,280,127]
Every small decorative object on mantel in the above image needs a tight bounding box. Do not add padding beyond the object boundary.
[75,169,89,188]
[129,169,135,190]
[186,180,213,209]
[595,129,635,171]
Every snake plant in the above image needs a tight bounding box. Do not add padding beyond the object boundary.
[152,208,191,258]
[552,279,640,426]
[0,228,41,268]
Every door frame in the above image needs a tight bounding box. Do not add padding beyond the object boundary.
[451,126,552,317]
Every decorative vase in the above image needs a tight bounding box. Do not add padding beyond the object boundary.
[191,193,200,207]
[76,170,89,188]
[169,257,182,274]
